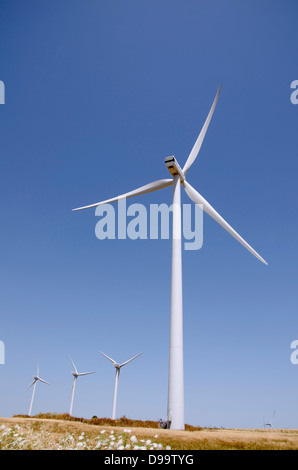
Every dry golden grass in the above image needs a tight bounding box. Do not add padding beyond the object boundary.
[1,415,298,450]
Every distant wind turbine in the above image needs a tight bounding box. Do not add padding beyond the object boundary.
[73,85,268,429]
[25,360,51,416]
[263,410,276,429]
[69,356,95,416]
[99,351,143,420]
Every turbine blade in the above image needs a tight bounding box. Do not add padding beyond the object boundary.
[73,179,173,211]
[69,356,78,374]
[120,352,143,368]
[183,180,268,265]
[99,351,117,365]
[24,380,36,392]
[38,377,51,386]
[77,371,96,376]
[183,85,222,175]
[36,360,39,378]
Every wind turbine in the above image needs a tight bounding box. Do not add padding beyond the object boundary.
[73,85,268,430]
[99,351,143,420]
[69,356,95,416]
[25,360,51,416]
[263,410,275,429]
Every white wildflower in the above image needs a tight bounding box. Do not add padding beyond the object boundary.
[116,438,123,447]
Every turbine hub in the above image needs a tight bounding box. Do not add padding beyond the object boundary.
[165,156,185,182]
[113,363,120,369]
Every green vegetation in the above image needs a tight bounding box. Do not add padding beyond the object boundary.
[13,412,202,431]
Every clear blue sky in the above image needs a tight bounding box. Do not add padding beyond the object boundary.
[0,0,298,428]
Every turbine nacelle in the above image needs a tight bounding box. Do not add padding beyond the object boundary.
[165,156,185,182]
[113,363,121,370]
[69,356,95,378]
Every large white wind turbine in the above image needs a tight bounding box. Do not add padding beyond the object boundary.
[99,351,143,420]
[25,361,51,416]
[69,356,95,416]
[73,85,268,430]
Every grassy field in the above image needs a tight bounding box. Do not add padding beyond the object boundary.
[0,415,298,450]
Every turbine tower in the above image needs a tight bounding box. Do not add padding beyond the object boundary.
[69,356,95,416]
[25,360,51,416]
[99,351,143,420]
[73,85,268,430]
